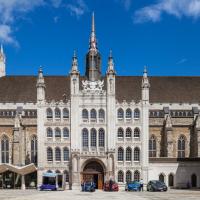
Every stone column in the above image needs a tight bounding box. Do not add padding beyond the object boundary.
[166,127,173,158]
[21,175,26,190]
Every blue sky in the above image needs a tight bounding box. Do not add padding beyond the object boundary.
[1,0,200,76]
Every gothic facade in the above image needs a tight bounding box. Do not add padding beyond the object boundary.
[0,14,200,190]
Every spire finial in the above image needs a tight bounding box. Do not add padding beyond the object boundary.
[107,50,115,73]
[71,50,78,73]
[89,12,97,51]
[92,11,95,33]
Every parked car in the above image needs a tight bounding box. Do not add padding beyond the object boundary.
[147,180,168,192]
[103,181,119,191]
[82,181,96,192]
[125,181,141,191]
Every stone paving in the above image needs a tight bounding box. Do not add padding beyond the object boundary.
[0,189,200,200]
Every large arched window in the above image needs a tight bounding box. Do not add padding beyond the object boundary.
[63,170,69,182]
[63,128,69,138]
[126,128,132,138]
[46,108,53,119]
[126,171,132,183]
[134,128,140,138]
[82,128,89,148]
[99,109,105,121]
[31,135,37,164]
[134,108,140,119]
[55,127,61,138]
[55,108,61,119]
[1,136,9,163]
[47,127,53,138]
[118,171,124,182]
[55,147,61,161]
[99,128,105,147]
[91,128,97,147]
[117,128,124,138]
[90,109,97,121]
[63,108,69,119]
[134,147,140,161]
[117,108,124,119]
[47,147,53,161]
[126,147,132,161]
[118,147,124,161]
[134,170,140,181]
[63,147,69,161]
[126,108,132,119]
[178,135,185,158]
[82,109,88,121]
[149,135,156,157]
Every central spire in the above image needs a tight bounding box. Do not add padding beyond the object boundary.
[85,12,101,81]
[89,12,97,52]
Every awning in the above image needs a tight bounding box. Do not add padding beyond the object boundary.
[43,172,57,177]
[0,163,37,175]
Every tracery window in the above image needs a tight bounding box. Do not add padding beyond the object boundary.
[118,147,124,161]
[1,136,9,163]
[149,135,156,157]
[99,129,105,147]
[178,135,185,158]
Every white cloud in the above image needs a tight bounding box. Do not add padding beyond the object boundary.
[115,0,132,10]
[67,0,88,18]
[134,0,200,23]
[0,25,18,46]
[0,0,88,45]
[177,58,188,65]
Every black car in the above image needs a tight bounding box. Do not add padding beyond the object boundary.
[147,180,168,192]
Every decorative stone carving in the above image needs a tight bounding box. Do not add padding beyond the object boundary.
[82,80,104,93]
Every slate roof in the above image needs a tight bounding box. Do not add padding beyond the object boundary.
[0,75,200,103]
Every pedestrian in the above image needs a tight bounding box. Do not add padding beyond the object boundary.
[109,177,113,191]
[140,179,144,191]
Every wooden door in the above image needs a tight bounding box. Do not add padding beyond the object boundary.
[98,174,103,189]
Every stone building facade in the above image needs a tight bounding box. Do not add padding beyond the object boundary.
[0,14,200,190]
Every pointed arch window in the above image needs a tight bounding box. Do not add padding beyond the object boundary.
[47,147,53,161]
[178,135,185,158]
[118,171,124,182]
[117,128,124,138]
[149,135,156,157]
[134,147,140,161]
[91,128,97,147]
[46,108,53,119]
[90,109,97,122]
[55,108,61,119]
[134,170,140,181]
[55,147,61,161]
[82,128,89,148]
[126,128,132,138]
[63,108,69,119]
[63,147,69,161]
[126,147,132,161]
[47,127,53,138]
[99,109,105,122]
[63,128,69,138]
[31,135,37,164]
[126,108,132,119]
[118,147,124,161]
[134,108,140,119]
[82,109,89,121]
[134,128,140,138]
[1,136,9,163]
[126,171,132,183]
[55,127,61,138]
[99,128,105,147]
[117,108,124,119]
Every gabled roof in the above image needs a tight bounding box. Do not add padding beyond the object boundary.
[0,75,200,103]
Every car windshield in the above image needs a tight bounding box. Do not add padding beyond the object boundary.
[152,181,165,187]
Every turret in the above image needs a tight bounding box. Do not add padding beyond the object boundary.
[85,12,101,81]
[70,51,79,95]
[0,44,6,77]
[36,67,46,102]
[142,66,150,103]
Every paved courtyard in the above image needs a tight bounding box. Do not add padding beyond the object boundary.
[0,189,200,200]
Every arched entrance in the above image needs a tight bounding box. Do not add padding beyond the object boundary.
[82,160,104,189]
[191,174,197,187]
[168,174,174,187]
